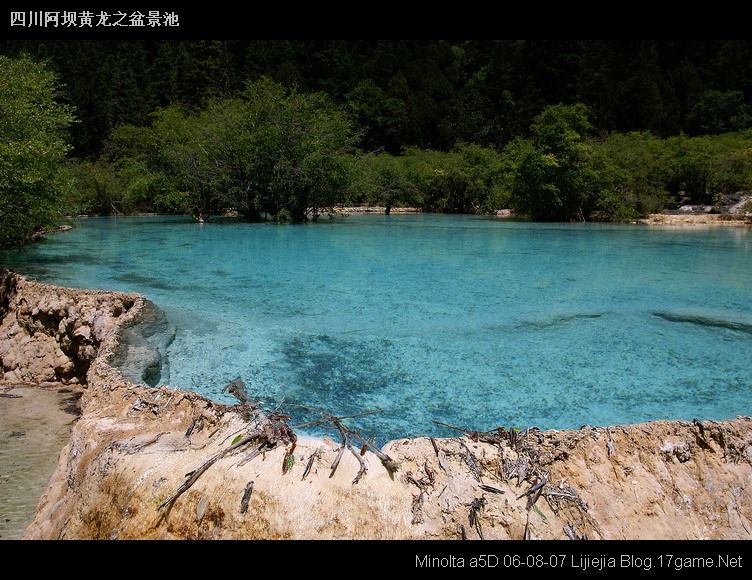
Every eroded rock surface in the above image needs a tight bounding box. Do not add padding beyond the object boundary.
[0,269,137,384]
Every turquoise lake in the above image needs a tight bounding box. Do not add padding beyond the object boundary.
[2,215,751,442]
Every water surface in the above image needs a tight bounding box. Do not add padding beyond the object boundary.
[3,215,751,441]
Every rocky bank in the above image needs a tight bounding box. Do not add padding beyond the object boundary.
[1,270,750,539]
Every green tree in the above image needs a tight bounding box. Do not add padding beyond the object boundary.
[0,55,74,245]
[106,78,356,223]
[508,104,598,221]
[355,153,416,211]
[687,90,752,135]
[227,79,356,222]
[593,132,671,219]
[346,79,408,153]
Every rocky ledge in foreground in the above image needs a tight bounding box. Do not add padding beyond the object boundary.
[1,270,750,539]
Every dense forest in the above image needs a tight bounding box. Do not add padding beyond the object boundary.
[2,40,752,244]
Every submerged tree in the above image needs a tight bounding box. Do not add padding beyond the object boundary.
[0,55,74,245]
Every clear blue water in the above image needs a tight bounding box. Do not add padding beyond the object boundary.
[2,215,751,442]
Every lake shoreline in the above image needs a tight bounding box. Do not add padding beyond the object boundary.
[639,213,752,227]
[1,269,750,539]
[37,209,752,232]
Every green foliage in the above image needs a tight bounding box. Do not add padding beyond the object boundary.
[0,55,74,245]
[593,132,671,218]
[6,40,752,155]
[5,46,749,231]
[593,129,752,213]
[353,144,505,214]
[59,160,120,215]
[687,91,752,135]
[107,79,356,222]
[346,80,408,153]
[507,104,599,221]
[354,153,416,209]
[705,132,752,195]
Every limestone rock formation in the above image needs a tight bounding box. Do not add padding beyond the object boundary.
[0,268,137,385]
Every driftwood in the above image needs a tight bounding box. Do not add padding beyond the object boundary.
[295,410,399,481]
[328,415,368,484]
[330,444,346,478]
[159,431,260,512]
[433,420,533,448]
[0,393,22,398]
[544,484,588,513]
[563,523,587,540]
[348,444,368,484]
[159,381,296,513]
[523,514,532,540]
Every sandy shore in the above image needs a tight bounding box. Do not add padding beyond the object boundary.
[0,384,80,539]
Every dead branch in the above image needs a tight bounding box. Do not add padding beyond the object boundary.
[293,409,399,479]
[434,420,473,436]
[0,393,22,398]
[236,444,265,467]
[224,377,249,403]
[348,444,368,484]
[160,382,296,513]
[468,496,486,540]
[479,484,504,494]
[302,449,321,480]
[517,474,548,511]
[606,427,615,457]
[329,445,346,478]
[159,431,259,512]
[544,484,588,513]
[330,414,368,484]
[113,432,167,455]
[292,409,383,429]
[423,460,435,487]
[430,437,449,473]
[240,481,254,514]
[459,440,482,482]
